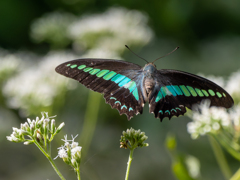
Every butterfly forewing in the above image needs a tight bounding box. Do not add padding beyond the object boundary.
[55,59,144,119]
[149,69,234,121]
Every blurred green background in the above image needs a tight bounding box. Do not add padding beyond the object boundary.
[1,0,240,180]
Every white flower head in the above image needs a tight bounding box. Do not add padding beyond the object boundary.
[56,134,82,167]
[69,7,153,52]
[3,52,77,116]
[226,70,240,102]
[58,146,68,159]
[187,99,234,139]
[185,155,200,178]
[30,12,76,48]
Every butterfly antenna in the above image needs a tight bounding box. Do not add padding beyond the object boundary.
[152,46,179,63]
[125,45,149,63]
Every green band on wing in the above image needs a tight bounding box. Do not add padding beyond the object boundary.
[132,88,139,101]
[76,66,139,101]
[124,81,136,93]
[195,88,204,97]
[78,65,86,69]
[118,77,131,87]
[180,85,191,96]
[70,64,77,68]
[187,86,197,97]
[166,86,177,96]
[201,89,209,97]
[67,64,71,66]
[171,109,177,113]
[96,70,109,77]
[161,86,172,97]
[89,69,100,75]
[83,67,93,72]
[111,74,126,83]
[223,93,226,97]
[155,91,163,102]
[103,71,117,80]
[216,92,222,98]
[171,85,183,95]
[208,89,215,96]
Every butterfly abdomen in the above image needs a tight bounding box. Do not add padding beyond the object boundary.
[142,63,158,100]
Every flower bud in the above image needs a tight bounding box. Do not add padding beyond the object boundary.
[56,122,65,134]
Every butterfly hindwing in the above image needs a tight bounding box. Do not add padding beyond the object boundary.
[55,58,144,119]
[149,69,234,121]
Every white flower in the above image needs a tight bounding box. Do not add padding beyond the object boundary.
[229,104,240,128]
[187,100,236,139]
[68,7,153,52]
[57,147,68,159]
[2,51,78,116]
[30,12,75,47]
[71,146,82,156]
[56,134,82,168]
[0,54,21,79]
[185,155,200,178]
[226,70,240,102]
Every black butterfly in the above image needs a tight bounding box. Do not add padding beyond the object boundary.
[55,47,234,121]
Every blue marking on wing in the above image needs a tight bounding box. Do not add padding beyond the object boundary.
[115,101,121,105]
[111,74,126,83]
[155,91,163,102]
[165,110,170,115]
[121,105,127,110]
[176,107,181,111]
[166,86,177,96]
[118,77,131,87]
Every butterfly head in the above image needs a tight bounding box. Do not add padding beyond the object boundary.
[143,63,157,77]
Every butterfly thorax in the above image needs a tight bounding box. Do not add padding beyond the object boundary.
[142,63,157,100]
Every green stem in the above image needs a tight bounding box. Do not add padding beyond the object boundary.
[48,141,51,156]
[125,149,134,180]
[208,135,232,179]
[33,139,66,180]
[230,168,240,180]
[217,133,240,161]
[76,167,81,180]
[80,91,100,157]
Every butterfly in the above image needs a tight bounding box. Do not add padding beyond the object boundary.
[55,46,234,121]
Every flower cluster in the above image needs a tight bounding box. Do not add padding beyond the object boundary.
[30,7,153,57]
[55,135,82,171]
[0,53,21,83]
[120,127,149,150]
[6,112,64,147]
[68,7,153,53]
[30,12,76,48]
[2,52,77,116]
[187,100,232,139]
[188,67,240,140]
[226,70,240,103]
